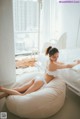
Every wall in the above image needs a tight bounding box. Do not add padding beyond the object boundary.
[57,2,80,48]
[0,0,16,85]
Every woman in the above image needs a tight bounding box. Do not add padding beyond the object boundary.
[0,46,80,99]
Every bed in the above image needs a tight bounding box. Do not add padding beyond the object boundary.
[54,68,80,96]
[59,48,80,96]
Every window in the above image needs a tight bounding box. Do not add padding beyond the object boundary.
[13,0,40,55]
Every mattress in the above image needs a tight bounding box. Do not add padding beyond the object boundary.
[56,69,80,96]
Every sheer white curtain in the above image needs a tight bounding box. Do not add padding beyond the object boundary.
[40,0,50,52]
[40,0,67,52]
[40,0,59,52]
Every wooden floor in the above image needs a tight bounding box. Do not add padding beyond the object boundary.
[1,88,80,119]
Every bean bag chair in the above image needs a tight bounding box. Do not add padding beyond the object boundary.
[6,72,66,119]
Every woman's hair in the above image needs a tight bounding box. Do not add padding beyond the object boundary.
[45,46,59,57]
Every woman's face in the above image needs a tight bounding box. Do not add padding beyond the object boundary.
[50,52,59,62]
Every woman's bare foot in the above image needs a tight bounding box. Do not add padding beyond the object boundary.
[0,93,8,99]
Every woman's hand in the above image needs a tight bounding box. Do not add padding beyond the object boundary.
[74,59,80,64]
[77,60,80,64]
[66,60,80,68]
[66,64,73,68]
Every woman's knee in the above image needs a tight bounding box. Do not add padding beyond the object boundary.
[31,79,35,84]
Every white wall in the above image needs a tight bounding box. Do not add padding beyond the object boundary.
[0,0,16,85]
[57,2,80,48]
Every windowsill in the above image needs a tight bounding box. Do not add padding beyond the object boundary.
[15,50,39,56]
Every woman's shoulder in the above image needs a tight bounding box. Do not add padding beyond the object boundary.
[49,61,56,65]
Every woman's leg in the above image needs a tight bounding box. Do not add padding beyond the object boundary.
[0,80,34,95]
[0,86,21,95]
[14,79,34,93]
[23,80,44,95]
[0,79,35,96]
[0,80,44,97]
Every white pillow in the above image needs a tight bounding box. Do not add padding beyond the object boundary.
[35,54,48,71]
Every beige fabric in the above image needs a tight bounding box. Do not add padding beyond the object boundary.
[6,73,66,118]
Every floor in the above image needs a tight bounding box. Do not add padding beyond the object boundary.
[1,87,80,119]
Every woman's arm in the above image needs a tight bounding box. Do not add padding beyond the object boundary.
[65,61,79,68]
[57,61,64,65]
[49,61,79,71]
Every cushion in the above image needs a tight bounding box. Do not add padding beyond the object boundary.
[35,54,48,71]
[6,73,66,119]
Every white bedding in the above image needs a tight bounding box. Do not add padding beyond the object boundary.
[54,69,80,92]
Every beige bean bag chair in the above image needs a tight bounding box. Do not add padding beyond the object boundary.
[6,72,66,119]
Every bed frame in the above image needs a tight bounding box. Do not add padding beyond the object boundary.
[65,81,80,96]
